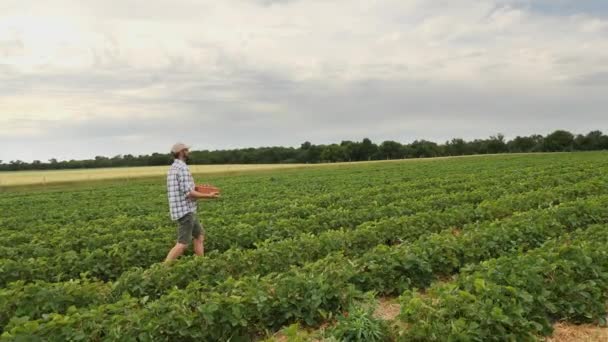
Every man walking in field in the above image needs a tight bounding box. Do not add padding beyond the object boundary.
[165,143,219,263]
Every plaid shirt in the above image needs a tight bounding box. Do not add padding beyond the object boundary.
[167,159,197,220]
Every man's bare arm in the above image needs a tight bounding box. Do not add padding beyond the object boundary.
[188,190,220,200]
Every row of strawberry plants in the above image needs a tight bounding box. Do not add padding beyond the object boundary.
[0,188,473,284]
[1,153,588,239]
[0,176,484,262]
[3,195,608,340]
[0,194,497,331]
[112,175,608,300]
[1,159,543,247]
[1,253,359,341]
[1,167,578,285]
[0,158,482,230]
[1,155,593,267]
[204,166,567,251]
[0,169,491,254]
[397,223,608,341]
[0,187,606,334]
[350,194,608,295]
[0,182,502,290]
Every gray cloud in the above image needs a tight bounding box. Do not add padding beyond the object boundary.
[1,0,607,162]
[500,0,608,17]
[4,66,606,162]
[572,71,608,87]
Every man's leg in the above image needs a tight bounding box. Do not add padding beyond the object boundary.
[192,215,205,257]
[165,213,193,263]
[165,243,188,263]
[193,235,205,256]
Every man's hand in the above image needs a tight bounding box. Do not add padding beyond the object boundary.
[206,191,221,199]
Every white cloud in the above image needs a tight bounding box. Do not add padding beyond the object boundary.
[0,0,607,161]
[579,17,608,33]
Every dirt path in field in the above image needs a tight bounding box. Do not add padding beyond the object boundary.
[270,297,606,341]
[545,323,607,342]
[373,296,607,342]
[373,297,401,321]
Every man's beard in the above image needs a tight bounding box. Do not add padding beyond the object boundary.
[184,155,191,163]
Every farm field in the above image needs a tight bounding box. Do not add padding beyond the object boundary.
[0,155,536,187]
[1,152,607,341]
[0,163,319,187]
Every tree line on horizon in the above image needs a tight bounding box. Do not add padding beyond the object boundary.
[1,130,607,171]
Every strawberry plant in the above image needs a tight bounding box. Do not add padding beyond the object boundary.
[1,153,608,339]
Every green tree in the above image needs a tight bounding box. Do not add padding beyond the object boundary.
[508,136,540,152]
[359,138,378,161]
[406,140,441,158]
[300,141,312,150]
[574,130,604,151]
[320,144,347,162]
[379,140,403,159]
[543,130,574,152]
[486,134,508,154]
[340,140,358,161]
[445,138,468,156]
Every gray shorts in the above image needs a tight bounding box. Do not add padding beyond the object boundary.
[177,212,204,244]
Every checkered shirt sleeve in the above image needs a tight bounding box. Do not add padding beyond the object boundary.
[167,160,197,220]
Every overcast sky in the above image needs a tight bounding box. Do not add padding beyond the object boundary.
[1,0,607,162]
